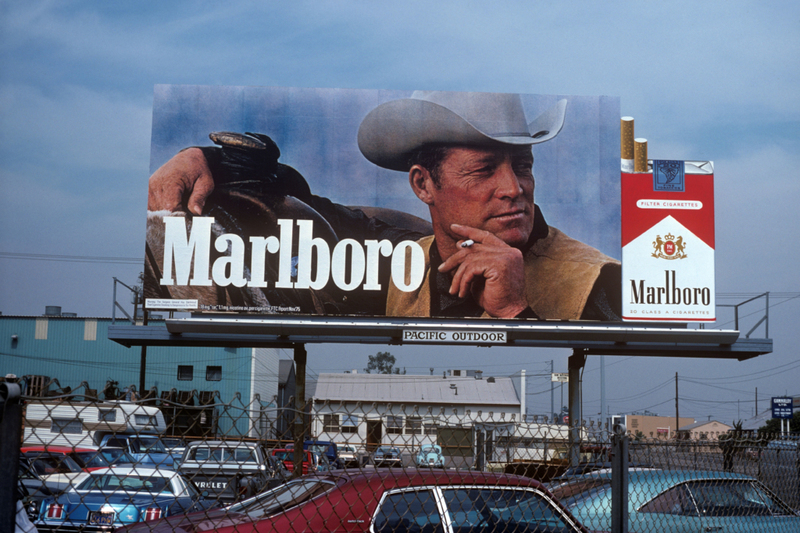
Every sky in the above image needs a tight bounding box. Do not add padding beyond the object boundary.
[1,1,798,426]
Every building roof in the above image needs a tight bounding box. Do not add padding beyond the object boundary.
[679,420,731,431]
[312,373,519,406]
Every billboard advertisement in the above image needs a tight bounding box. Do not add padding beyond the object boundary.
[144,85,622,321]
[621,161,716,321]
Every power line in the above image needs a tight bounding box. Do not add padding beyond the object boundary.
[0,251,142,265]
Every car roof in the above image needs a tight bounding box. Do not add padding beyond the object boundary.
[85,466,176,477]
[342,468,549,491]
[574,469,758,503]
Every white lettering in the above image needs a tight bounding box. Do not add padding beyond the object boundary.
[160,217,212,286]
[391,241,425,292]
[331,239,365,291]
[212,233,247,287]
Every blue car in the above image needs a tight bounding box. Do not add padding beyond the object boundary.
[36,466,213,532]
[551,469,800,533]
[414,444,445,468]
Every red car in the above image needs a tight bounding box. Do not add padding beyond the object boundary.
[270,448,317,475]
[21,445,111,472]
[118,469,590,533]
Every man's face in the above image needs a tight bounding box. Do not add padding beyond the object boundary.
[424,145,535,248]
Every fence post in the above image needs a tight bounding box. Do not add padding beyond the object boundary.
[611,428,629,533]
[0,381,23,533]
[293,343,307,477]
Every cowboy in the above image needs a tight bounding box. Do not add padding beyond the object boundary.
[148,91,620,320]
[358,91,620,320]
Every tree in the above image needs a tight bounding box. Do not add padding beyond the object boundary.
[758,412,800,435]
[364,352,405,374]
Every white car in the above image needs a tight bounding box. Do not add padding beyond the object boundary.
[336,444,359,467]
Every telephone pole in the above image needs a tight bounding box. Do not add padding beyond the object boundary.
[675,372,679,438]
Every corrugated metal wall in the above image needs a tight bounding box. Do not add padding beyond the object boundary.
[1,315,284,437]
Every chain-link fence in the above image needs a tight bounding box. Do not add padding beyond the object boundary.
[7,386,800,533]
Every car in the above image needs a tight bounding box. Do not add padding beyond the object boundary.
[271,448,319,475]
[116,468,591,533]
[99,434,174,468]
[372,446,403,468]
[160,436,187,461]
[18,459,56,520]
[414,444,445,468]
[287,440,343,469]
[21,446,90,493]
[337,443,360,467]
[765,438,800,451]
[35,466,214,533]
[551,469,800,533]
[98,447,139,466]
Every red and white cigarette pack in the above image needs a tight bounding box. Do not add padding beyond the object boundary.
[621,161,715,322]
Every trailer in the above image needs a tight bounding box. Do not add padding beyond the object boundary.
[23,400,165,448]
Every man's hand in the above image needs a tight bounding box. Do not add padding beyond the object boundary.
[148,147,214,215]
[438,223,529,318]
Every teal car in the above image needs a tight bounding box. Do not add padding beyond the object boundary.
[551,469,799,533]
[414,444,445,468]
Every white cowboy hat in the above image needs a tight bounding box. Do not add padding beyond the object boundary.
[357,91,567,172]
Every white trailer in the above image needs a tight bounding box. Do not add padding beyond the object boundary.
[23,400,165,447]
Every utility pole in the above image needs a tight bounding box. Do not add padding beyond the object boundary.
[550,360,554,423]
[601,355,606,438]
[675,372,679,439]
[755,387,758,415]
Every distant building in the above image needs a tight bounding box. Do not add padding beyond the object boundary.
[1,312,286,438]
[613,414,696,439]
[678,420,733,441]
[307,371,523,466]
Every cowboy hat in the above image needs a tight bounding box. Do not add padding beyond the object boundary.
[357,91,567,172]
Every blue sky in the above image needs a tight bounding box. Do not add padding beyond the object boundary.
[1,1,798,424]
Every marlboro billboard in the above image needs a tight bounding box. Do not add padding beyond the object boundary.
[143,85,623,321]
[621,160,716,321]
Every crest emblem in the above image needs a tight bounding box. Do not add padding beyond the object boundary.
[652,233,687,260]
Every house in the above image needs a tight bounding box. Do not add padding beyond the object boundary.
[304,371,524,467]
[678,420,733,441]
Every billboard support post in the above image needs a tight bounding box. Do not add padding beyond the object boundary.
[568,349,586,468]
[293,343,307,477]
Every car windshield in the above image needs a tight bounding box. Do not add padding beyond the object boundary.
[230,478,335,518]
[130,437,167,454]
[27,454,83,475]
[160,438,184,448]
[101,448,137,465]
[73,451,110,469]
[77,473,172,494]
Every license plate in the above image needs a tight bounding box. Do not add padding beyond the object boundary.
[88,511,115,526]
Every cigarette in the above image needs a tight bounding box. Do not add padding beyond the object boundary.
[634,138,648,173]
[460,239,475,248]
[621,117,634,172]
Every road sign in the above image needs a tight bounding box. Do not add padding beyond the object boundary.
[551,372,569,383]
[771,397,793,419]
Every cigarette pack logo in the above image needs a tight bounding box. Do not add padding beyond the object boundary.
[652,233,687,260]
[653,160,685,192]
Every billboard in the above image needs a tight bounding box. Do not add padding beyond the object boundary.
[144,85,622,321]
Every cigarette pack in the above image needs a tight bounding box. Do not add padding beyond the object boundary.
[621,161,715,322]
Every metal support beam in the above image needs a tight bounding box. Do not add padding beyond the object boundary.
[568,349,586,468]
[611,430,630,533]
[0,381,23,533]
[292,344,307,477]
